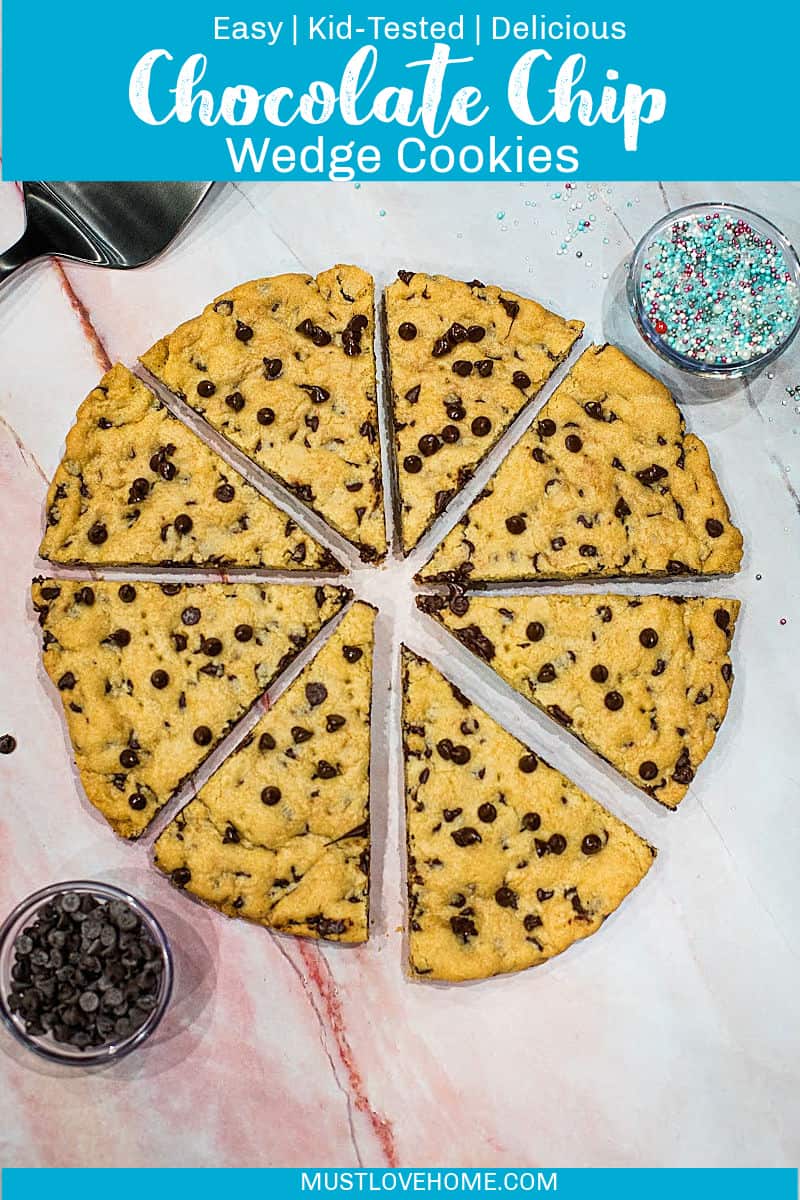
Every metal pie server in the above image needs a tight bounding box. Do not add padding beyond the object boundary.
[0,181,213,289]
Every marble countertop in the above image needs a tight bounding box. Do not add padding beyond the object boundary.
[0,179,798,1168]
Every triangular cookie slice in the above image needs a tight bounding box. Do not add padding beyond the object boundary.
[419,593,739,809]
[40,365,340,570]
[32,579,348,839]
[141,266,386,563]
[154,603,375,943]
[385,271,583,553]
[401,649,655,981]
[421,344,743,583]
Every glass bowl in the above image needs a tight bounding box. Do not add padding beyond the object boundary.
[627,202,800,378]
[0,880,172,1066]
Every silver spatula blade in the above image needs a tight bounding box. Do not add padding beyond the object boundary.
[0,181,212,288]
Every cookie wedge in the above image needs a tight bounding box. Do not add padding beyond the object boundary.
[141,266,386,563]
[402,649,655,981]
[40,365,340,570]
[385,271,583,553]
[32,579,348,839]
[421,344,743,584]
[420,593,739,809]
[155,602,375,943]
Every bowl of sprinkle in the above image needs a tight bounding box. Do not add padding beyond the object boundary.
[628,202,800,378]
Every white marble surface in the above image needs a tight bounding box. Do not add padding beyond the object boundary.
[0,180,798,1168]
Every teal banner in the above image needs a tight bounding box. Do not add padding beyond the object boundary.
[2,1,799,180]
[2,1170,799,1198]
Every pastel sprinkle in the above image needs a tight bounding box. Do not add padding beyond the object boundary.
[639,211,800,367]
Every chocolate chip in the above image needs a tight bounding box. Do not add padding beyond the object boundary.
[440,424,461,445]
[443,808,462,822]
[119,749,139,768]
[453,624,495,662]
[548,705,573,726]
[714,608,730,632]
[215,483,235,503]
[306,682,328,707]
[193,726,212,746]
[202,637,222,657]
[397,270,414,284]
[404,455,422,473]
[477,803,497,823]
[225,391,245,411]
[235,320,253,342]
[261,786,281,805]
[512,371,531,390]
[259,732,276,752]
[672,748,694,785]
[172,867,191,887]
[452,360,473,377]
[405,385,421,403]
[495,886,517,909]
[538,418,556,437]
[418,434,441,457]
[450,914,478,940]
[57,671,76,691]
[109,629,131,648]
[500,298,520,319]
[316,760,338,779]
[128,793,147,811]
[449,323,468,344]
[128,477,150,503]
[578,544,597,558]
[87,522,107,545]
[446,403,466,422]
[172,633,188,652]
[584,401,604,419]
[292,726,312,743]
[548,833,567,854]
[150,670,169,690]
[721,662,733,684]
[536,662,556,683]
[0,734,17,754]
[262,358,283,380]
[639,761,659,781]
[581,834,603,855]
[565,434,583,452]
[590,665,608,684]
[326,714,346,733]
[523,914,543,932]
[214,300,233,315]
[471,416,491,437]
[300,384,330,404]
[197,380,216,398]
[257,407,276,426]
[450,745,471,765]
[639,628,659,648]
[181,607,201,626]
[232,624,253,644]
[398,322,417,340]
[343,645,363,663]
[161,583,182,596]
[518,753,538,774]
[475,360,494,377]
[635,464,668,487]
[604,691,624,711]
[451,827,481,847]
[615,497,631,519]
[521,810,541,829]
[525,621,545,642]
[706,518,724,538]
[432,336,451,357]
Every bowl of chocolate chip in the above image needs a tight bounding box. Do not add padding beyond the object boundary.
[0,881,172,1065]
